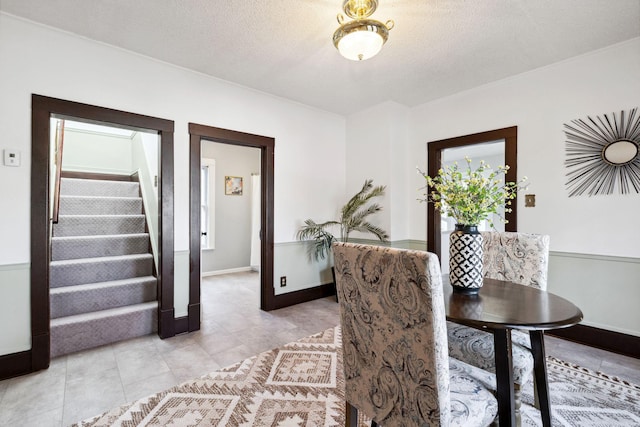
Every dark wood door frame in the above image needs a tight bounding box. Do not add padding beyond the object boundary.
[427,126,518,261]
[188,123,276,329]
[27,95,176,374]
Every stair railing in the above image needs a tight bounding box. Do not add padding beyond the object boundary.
[52,119,65,224]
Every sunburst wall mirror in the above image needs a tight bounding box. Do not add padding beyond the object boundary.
[564,107,640,196]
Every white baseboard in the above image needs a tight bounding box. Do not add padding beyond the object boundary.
[202,266,254,277]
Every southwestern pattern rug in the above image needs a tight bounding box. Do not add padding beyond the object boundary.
[74,326,640,427]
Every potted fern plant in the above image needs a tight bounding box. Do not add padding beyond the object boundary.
[297,179,390,290]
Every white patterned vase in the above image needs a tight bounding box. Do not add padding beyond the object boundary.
[449,224,483,294]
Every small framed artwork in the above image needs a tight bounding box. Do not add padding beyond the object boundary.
[225,176,243,195]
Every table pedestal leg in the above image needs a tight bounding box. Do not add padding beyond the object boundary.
[494,329,515,426]
[530,330,551,427]
[345,402,357,427]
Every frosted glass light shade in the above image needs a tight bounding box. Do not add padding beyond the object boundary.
[333,19,390,61]
[338,30,383,61]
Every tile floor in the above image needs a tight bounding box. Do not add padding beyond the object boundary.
[0,271,638,426]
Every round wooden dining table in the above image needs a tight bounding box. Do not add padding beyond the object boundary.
[443,277,584,427]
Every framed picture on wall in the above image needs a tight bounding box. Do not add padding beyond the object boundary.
[225,176,243,195]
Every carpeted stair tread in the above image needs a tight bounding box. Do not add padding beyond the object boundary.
[60,177,140,197]
[54,214,146,237]
[51,176,157,357]
[50,302,157,358]
[51,233,150,261]
[59,195,142,215]
[51,300,157,325]
[50,276,157,319]
[50,253,153,288]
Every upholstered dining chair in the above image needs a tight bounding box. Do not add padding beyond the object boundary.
[447,231,551,415]
[333,242,498,427]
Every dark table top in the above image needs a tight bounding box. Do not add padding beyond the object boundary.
[443,278,584,331]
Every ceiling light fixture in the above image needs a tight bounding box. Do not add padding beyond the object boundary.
[333,0,394,61]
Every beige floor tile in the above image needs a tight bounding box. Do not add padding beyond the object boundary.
[111,334,158,355]
[0,378,8,403]
[0,358,67,425]
[151,331,199,354]
[209,343,257,368]
[122,371,179,402]
[115,347,171,386]
[65,344,117,381]
[17,407,64,427]
[62,367,126,426]
[193,329,245,356]
[161,343,219,371]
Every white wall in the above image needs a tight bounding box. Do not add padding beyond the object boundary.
[407,38,640,258]
[131,132,160,270]
[62,129,133,174]
[0,13,345,354]
[345,101,410,241]
[346,38,640,336]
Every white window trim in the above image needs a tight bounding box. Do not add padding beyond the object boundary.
[201,158,216,250]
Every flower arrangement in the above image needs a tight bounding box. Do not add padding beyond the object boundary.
[418,157,527,227]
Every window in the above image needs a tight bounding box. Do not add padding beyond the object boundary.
[201,158,216,249]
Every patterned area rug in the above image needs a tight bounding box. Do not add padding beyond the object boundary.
[74,326,640,427]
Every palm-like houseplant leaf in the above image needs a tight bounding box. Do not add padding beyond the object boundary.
[296,179,389,260]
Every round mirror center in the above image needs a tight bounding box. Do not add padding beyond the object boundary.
[603,140,638,165]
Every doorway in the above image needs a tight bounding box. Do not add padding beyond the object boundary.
[188,123,275,333]
[200,141,261,275]
[426,127,518,263]
[30,95,176,372]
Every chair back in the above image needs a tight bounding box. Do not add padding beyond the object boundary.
[332,242,450,426]
[481,232,550,290]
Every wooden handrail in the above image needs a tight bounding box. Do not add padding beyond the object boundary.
[52,119,65,223]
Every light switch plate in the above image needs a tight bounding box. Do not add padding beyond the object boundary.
[524,194,536,207]
[3,149,21,167]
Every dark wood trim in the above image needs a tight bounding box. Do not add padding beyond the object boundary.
[61,170,134,181]
[188,303,200,332]
[157,128,175,339]
[548,324,640,359]
[188,132,202,331]
[31,104,51,372]
[270,283,336,310]
[36,95,174,132]
[427,143,441,261]
[188,123,277,321]
[426,127,518,261]
[174,316,189,335]
[0,350,32,381]
[27,94,175,376]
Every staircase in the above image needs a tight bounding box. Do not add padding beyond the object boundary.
[50,177,157,357]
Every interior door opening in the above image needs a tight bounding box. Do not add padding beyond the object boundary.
[30,95,175,373]
[427,127,518,265]
[47,117,162,357]
[438,140,506,274]
[200,140,261,281]
[188,123,275,335]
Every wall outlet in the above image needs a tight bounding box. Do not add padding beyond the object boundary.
[280,276,287,287]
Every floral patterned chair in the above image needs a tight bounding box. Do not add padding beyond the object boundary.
[447,231,551,416]
[333,242,498,427]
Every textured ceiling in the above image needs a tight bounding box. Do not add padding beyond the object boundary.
[2,0,639,115]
